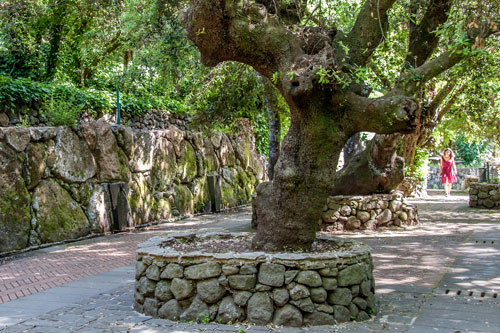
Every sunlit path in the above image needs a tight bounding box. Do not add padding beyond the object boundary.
[1,191,500,331]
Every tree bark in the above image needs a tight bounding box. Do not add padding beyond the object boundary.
[334,134,404,195]
[343,133,364,166]
[262,83,281,181]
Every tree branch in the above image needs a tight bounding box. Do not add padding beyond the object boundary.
[341,0,396,67]
[436,83,466,122]
[400,19,500,94]
[82,30,123,84]
[426,81,456,117]
[405,0,453,68]
[180,0,302,78]
[342,92,418,134]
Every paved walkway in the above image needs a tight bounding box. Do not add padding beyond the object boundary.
[0,191,499,332]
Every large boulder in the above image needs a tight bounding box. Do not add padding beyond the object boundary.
[151,136,177,190]
[165,125,184,157]
[0,142,31,252]
[202,137,220,174]
[176,140,198,183]
[174,185,194,216]
[221,179,238,208]
[217,296,245,324]
[94,119,129,182]
[50,127,96,183]
[129,172,155,224]
[191,177,210,212]
[111,125,134,157]
[5,127,30,152]
[24,142,46,190]
[130,131,157,172]
[87,185,112,233]
[32,179,90,244]
[273,304,303,327]
[218,134,236,167]
[247,292,274,325]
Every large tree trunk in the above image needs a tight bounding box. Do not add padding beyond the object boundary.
[333,134,404,195]
[253,100,348,250]
[260,76,281,181]
[343,133,364,166]
[180,0,490,250]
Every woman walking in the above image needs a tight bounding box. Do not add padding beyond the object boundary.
[440,148,457,197]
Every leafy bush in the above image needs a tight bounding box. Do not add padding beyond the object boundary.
[453,135,487,166]
[0,75,186,124]
[0,75,49,109]
[406,149,429,183]
[40,96,81,127]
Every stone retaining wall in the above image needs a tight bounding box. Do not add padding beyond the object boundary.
[0,108,188,131]
[321,192,419,232]
[135,233,376,327]
[469,183,500,209]
[0,119,265,253]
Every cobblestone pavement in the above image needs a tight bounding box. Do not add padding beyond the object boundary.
[1,191,500,332]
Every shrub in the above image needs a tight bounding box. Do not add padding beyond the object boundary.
[0,75,185,123]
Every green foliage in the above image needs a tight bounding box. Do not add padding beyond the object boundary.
[453,135,489,167]
[0,75,189,124]
[190,62,290,155]
[406,149,429,182]
[40,95,80,127]
[0,75,110,117]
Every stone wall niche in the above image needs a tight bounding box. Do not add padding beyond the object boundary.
[135,233,376,327]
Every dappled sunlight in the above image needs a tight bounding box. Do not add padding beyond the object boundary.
[375,276,422,286]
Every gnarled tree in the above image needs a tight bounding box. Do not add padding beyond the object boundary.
[334,0,500,193]
[181,0,498,250]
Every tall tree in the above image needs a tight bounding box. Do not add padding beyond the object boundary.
[335,0,500,192]
[181,0,499,250]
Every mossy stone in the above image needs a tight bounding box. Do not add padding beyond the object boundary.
[0,143,31,252]
[176,140,197,183]
[174,184,194,215]
[33,179,90,244]
[191,177,210,212]
[151,137,177,191]
[24,142,46,190]
[221,180,238,208]
[129,173,156,225]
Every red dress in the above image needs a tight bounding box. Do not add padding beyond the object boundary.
[441,157,457,184]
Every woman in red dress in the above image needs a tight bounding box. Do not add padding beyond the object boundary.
[440,148,457,197]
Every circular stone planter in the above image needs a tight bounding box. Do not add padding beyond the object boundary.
[135,232,376,327]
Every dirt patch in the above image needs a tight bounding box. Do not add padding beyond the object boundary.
[160,235,355,254]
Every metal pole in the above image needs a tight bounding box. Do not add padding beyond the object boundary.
[487,162,490,183]
[116,89,120,125]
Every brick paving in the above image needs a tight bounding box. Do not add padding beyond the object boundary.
[0,207,251,305]
[0,233,150,304]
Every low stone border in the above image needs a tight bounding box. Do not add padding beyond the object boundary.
[135,232,376,327]
[321,191,419,232]
[469,182,500,209]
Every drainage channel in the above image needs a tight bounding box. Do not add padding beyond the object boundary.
[443,289,499,299]
[467,240,500,245]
